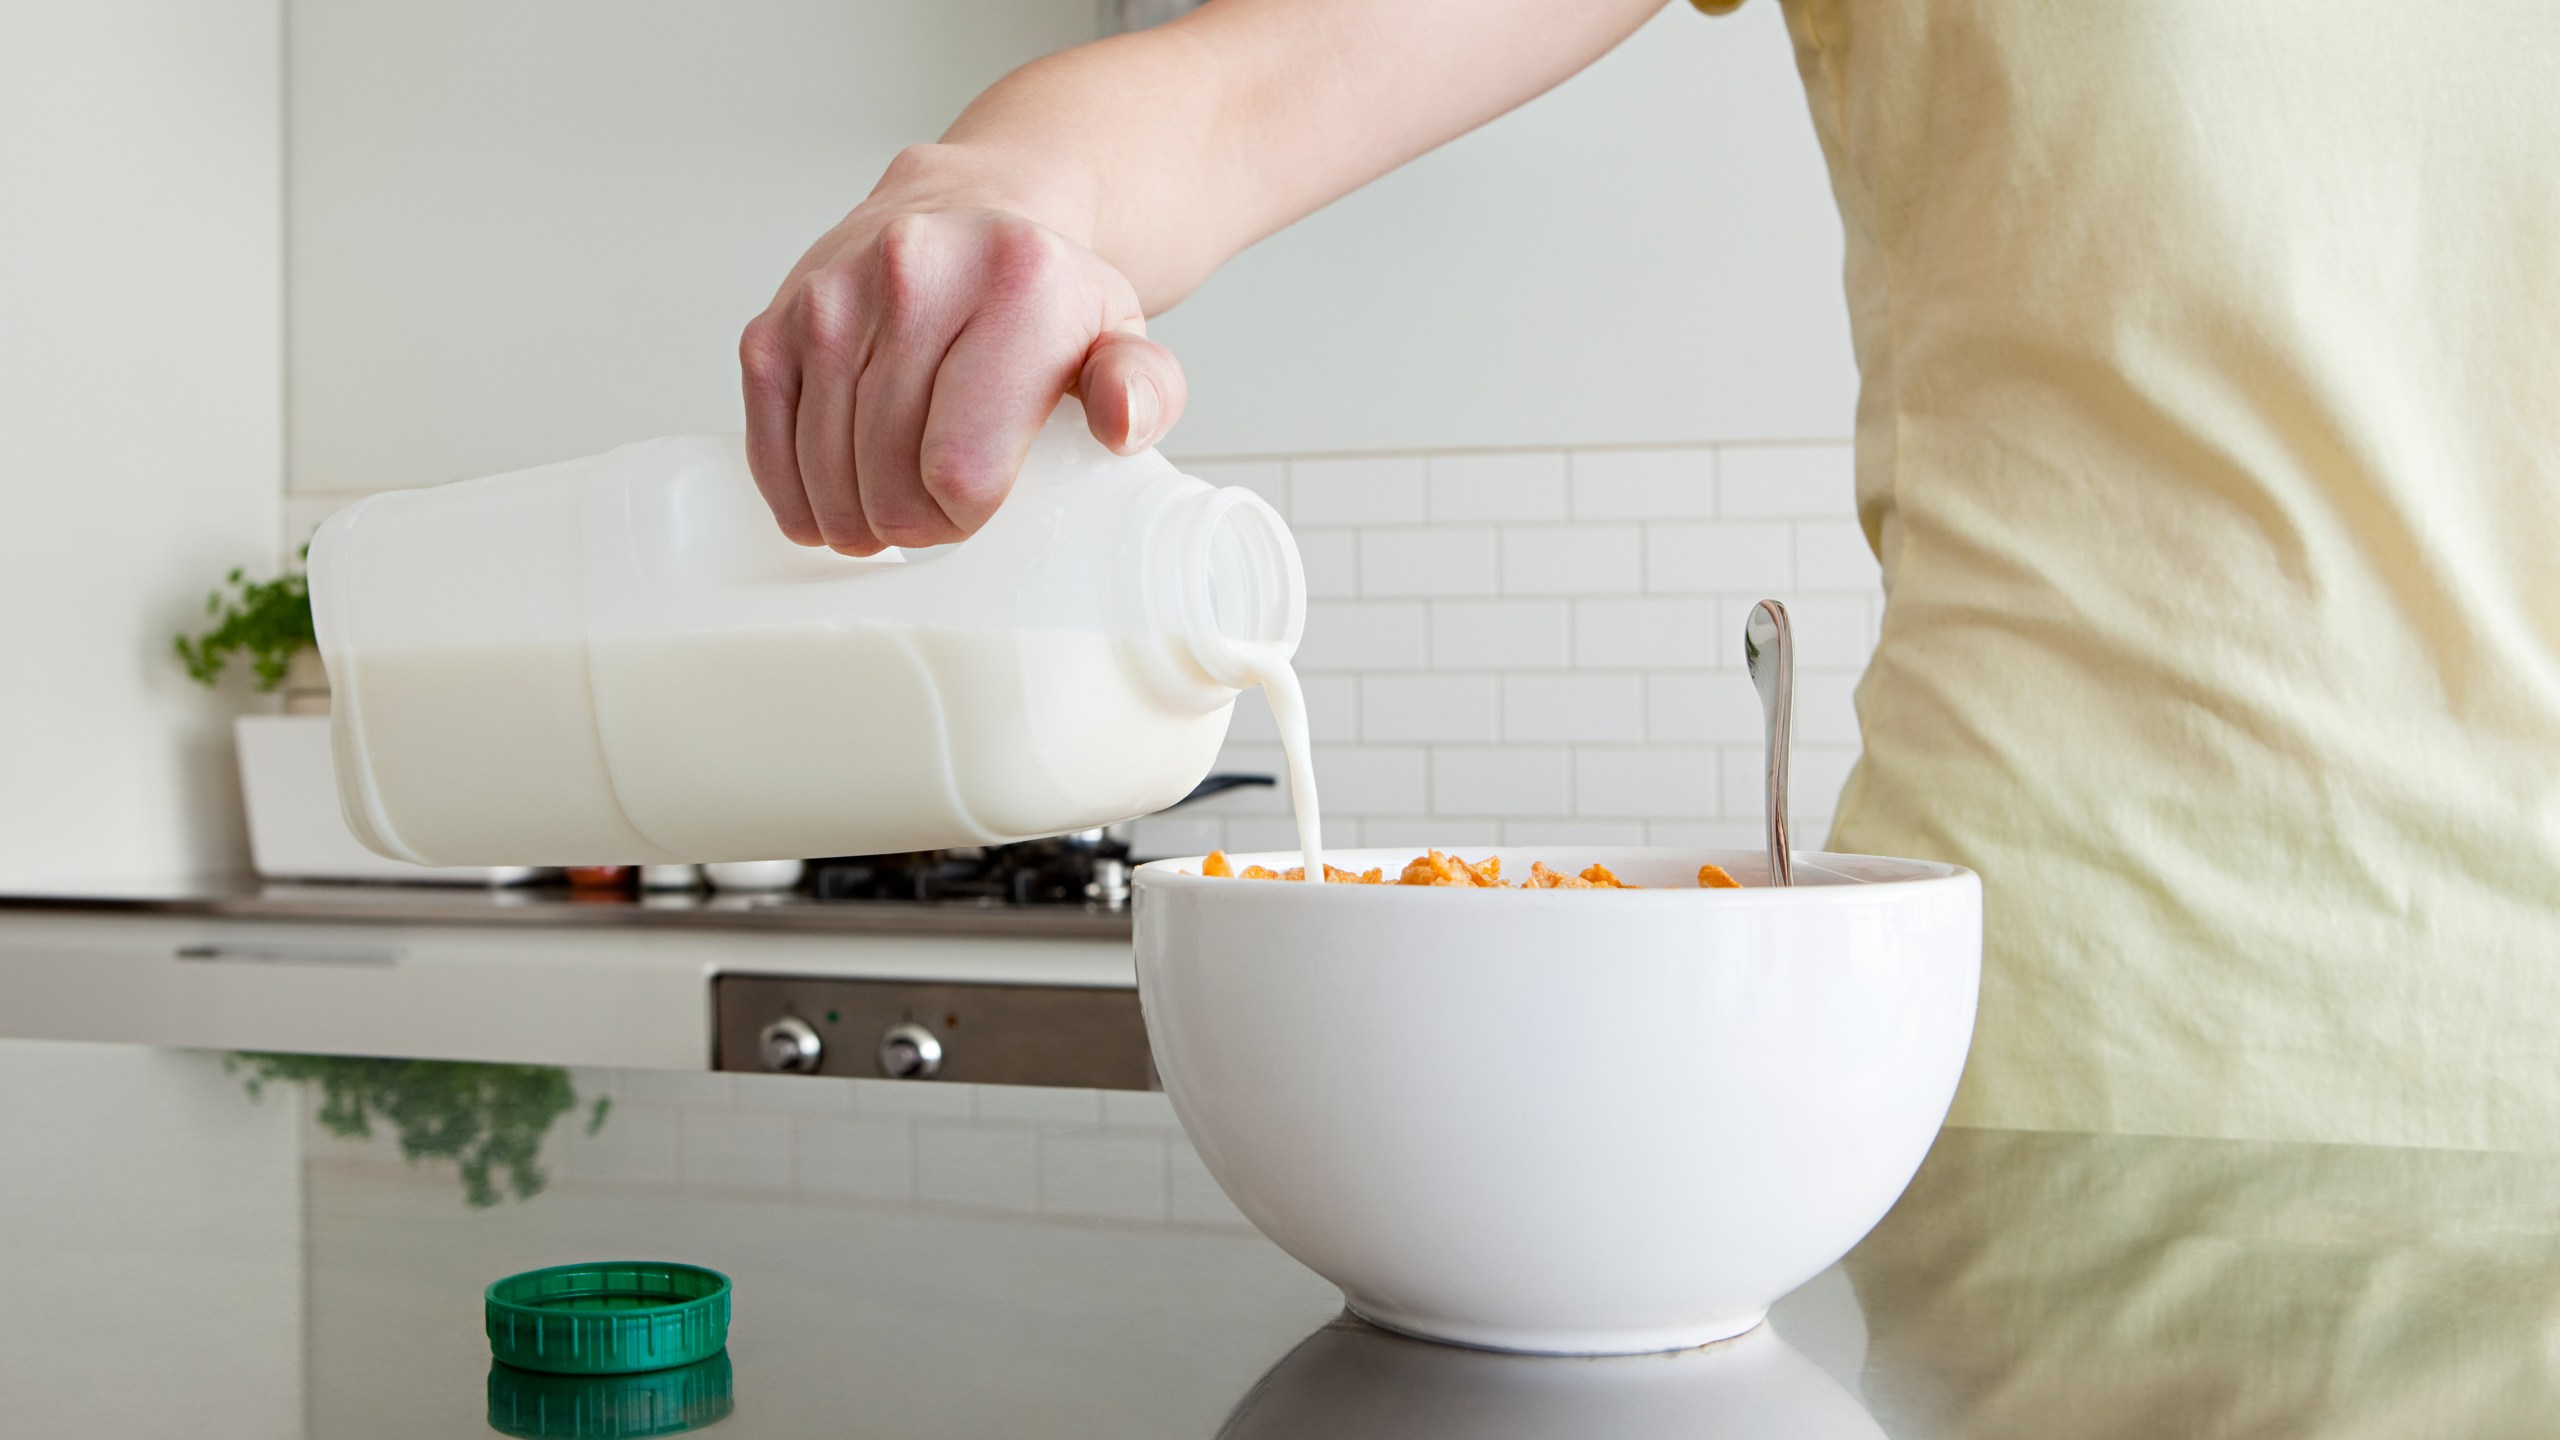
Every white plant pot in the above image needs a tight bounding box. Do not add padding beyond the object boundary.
[234,715,537,886]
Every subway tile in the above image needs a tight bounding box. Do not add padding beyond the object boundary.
[1362,674,1498,742]
[1100,1090,1182,1131]
[680,1109,793,1191]
[1169,1142,1253,1228]
[793,1115,915,1201]
[1178,458,1287,513]
[975,1084,1105,1125]
[1570,448,1717,519]
[1502,819,1646,845]
[1794,519,1881,593]
[1297,601,1429,670]
[1312,747,1427,813]
[1716,595,1874,672]
[1362,817,1501,849]
[1576,747,1719,818]
[1719,443,1855,518]
[1792,670,1864,746]
[729,1071,856,1115]
[1432,748,1571,817]
[1500,525,1642,596]
[1433,601,1571,669]
[917,1124,1040,1211]
[1503,674,1644,742]
[1574,600,1722,669]
[1793,745,1863,820]
[1039,1132,1171,1221]
[1361,528,1497,597]
[1289,455,1425,524]
[1225,816,1352,854]
[1644,521,1794,595]
[1293,530,1358,599]
[851,1078,976,1119]
[1228,677,1357,744]
[1126,815,1224,861]
[1647,819,1767,850]
[1428,451,1569,522]
[1646,672,1766,744]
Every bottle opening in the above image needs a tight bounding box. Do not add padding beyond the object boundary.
[1179,487,1304,690]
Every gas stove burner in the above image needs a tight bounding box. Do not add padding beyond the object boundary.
[802,771,1271,911]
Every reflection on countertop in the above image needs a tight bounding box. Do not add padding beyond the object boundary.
[0,876,1133,940]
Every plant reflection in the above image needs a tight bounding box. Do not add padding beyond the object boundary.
[227,1053,607,1207]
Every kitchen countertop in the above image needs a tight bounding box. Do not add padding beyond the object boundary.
[0,877,1134,940]
[9,1035,2557,1436]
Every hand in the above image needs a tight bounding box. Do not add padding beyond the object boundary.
[739,153,1187,555]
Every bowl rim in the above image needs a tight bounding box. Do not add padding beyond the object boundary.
[1133,845,1976,906]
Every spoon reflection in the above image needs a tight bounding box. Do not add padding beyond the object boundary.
[1217,1313,1882,1440]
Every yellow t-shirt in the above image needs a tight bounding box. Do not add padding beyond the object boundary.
[1770,0,2560,1150]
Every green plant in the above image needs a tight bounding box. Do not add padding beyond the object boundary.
[227,1053,605,1207]
[175,558,314,692]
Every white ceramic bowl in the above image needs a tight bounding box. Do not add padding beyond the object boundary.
[1134,847,1980,1355]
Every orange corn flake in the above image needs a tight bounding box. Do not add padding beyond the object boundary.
[1198,850,1747,889]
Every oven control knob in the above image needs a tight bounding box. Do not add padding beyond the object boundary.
[878,1022,944,1079]
[758,1015,824,1074]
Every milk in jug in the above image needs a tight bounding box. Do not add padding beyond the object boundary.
[306,400,1307,866]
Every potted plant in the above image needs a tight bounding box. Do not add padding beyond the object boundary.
[178,556,533,885]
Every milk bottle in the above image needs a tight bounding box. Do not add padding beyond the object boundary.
[307,400,1310,868]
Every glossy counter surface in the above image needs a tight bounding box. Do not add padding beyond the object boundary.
[5,1037,2554,1437]
[0,878,1133,940]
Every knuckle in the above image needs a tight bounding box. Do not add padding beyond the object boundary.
[871,214,944,326]
[789,270,861,358]
[738,314,786,380]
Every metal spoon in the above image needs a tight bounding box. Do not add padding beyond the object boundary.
[1743,599,1793,887]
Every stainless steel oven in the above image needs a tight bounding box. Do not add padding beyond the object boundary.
[713,974,1154,1089]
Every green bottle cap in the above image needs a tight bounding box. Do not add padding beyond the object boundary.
[485,1262,732,1376]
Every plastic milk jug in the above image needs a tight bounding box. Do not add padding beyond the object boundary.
[306,400,1306,865]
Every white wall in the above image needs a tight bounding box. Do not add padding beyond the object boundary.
[1157,2,1855,456]
[287,0,1098,492]
[0,0,285,886]
[286,0,1852,489]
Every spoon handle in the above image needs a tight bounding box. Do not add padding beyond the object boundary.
[1751,599,1794,887]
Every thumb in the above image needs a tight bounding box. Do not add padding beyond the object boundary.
[1078,326,1188,455]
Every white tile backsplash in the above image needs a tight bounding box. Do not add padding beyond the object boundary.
[1503,673,1644,743]
[1569,448,1718,520]
[1166,438,1876,854]
[1288,455,1426,524]
[1427,451,1569,522]
[1719,443,1856,518]
[1361,528,1497,597]
[1432,600,1572,669]
[1500,524,1643,596]
[1362,674,1498,743]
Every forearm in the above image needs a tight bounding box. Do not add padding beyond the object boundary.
[901,0,1672,311]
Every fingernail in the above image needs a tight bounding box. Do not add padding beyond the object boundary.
[1124,374,1161,451]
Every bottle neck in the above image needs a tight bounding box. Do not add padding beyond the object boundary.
[1149,483,1304,694]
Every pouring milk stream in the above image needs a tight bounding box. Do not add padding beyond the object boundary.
[308,400,1327,879]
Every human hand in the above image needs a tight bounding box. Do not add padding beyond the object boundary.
[738,150,1186,555]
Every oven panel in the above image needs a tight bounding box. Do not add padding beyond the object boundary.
[713,974,1155,1090]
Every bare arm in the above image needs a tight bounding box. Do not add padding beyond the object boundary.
[742,0,1669,553]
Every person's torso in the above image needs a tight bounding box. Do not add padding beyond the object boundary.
[1773,0,2560,1149]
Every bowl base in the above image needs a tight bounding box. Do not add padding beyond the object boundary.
[1341,1299,1769,1357]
